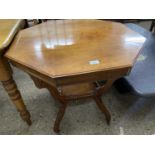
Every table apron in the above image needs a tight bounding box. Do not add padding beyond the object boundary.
[55,67,130,86]
[8,59,130,87]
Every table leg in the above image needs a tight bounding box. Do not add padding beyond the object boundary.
[29,75,68,133]
[0,58,32,125]
[47,86,68,133]
[54,102,68,133]
[93,96,111,124]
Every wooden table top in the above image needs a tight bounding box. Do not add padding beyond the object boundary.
[5,20,146,79]
[0,19,25,52]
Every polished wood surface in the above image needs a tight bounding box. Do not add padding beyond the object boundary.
[5,20,146,81]
[0,19,25,53]
[0,19,31,125]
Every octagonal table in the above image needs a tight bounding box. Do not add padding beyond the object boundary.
[5,20,146,132]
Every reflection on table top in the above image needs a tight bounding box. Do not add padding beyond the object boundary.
[5,20,146,78]
[0,19,24,51]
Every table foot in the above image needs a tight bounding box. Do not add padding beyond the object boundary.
[20,110,32,126]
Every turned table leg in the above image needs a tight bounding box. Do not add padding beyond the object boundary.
[2,78,32,125]
[0,58,32,125]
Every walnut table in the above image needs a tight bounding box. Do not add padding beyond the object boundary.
[5,20,146,132]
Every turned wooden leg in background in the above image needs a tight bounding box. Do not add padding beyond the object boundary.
[93,96,111,125]
[0,58,32,125]
[2,78,32,125]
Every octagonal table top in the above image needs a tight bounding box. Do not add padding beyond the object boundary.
[5,20,146,79]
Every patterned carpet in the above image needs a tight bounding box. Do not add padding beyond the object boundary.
[0,66,155,135]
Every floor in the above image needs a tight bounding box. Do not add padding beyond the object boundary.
[0,21,155,135]
[1,66,155,135]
